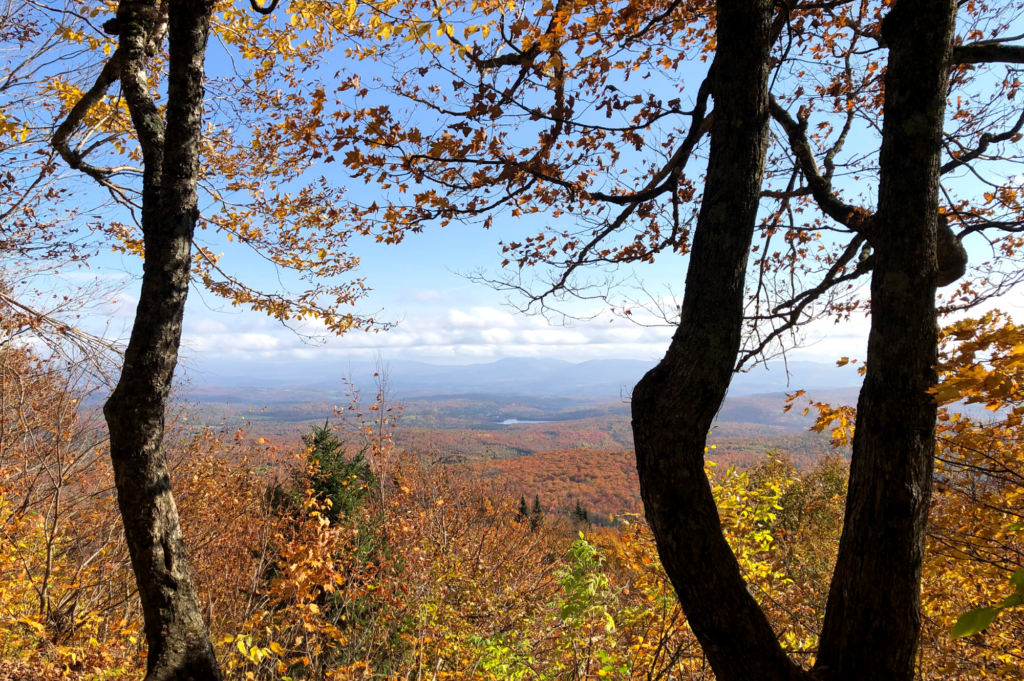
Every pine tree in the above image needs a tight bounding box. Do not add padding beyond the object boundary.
[572,499,590,525]
[302,423,376,525]
[530,494,544,532]
[517,495,529,523]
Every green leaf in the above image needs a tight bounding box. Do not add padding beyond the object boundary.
[997,593,1023,608]
[1010,569,1024,592]
[951,607,1001,638]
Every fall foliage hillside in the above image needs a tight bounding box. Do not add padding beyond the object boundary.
[3,317,1024,679]
[468,449,642,522]
[462,435,845,526]
[187,390,845,468]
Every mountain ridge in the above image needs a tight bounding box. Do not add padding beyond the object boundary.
[186,357,863,399]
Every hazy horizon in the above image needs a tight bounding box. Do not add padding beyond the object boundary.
[181,355,864,399]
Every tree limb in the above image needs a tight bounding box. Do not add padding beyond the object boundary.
[953,42,1024,65]
[769,94,872,233]
[50,50,125,183]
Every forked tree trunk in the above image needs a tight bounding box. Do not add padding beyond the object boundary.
[631,1,803,679]
[814,1,955,678]
[632,0,957,679]
[101,0,222,678]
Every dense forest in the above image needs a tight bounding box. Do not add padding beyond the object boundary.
[210,406,839,465]
[4,0,1024,678]
[3,339,1024,679]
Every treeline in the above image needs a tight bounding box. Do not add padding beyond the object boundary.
[471,449,643,521]
[196,405,838,471]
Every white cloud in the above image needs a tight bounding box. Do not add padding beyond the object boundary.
[480,328,514,344]
[185,332,281,353]
[185,288,1024,367]
[784,313,872,363]
[187,319,231,334]
[101,292,139,319]
[447,307,519,329]
[182,304,676,364]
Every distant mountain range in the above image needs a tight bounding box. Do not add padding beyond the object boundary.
[184,356,863,400]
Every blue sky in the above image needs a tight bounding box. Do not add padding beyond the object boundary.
[83,32,708,370]
[88,178,880,372]
[93,216,881,373]
[73,10,1024,377]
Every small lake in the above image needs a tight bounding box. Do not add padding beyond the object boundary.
[497,419,551,425]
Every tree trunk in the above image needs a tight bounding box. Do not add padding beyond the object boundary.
[814,2,955,679]
[630,1,803,679]
[103,0,222,678]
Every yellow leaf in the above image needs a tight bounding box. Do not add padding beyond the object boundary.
[19,618,45,632]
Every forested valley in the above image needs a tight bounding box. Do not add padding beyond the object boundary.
[3,0,1024,678]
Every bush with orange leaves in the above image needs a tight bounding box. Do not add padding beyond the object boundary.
[803,312,1024,679]
[0,340,135,674]
[0,337,287,678]
[5,317,1024,679]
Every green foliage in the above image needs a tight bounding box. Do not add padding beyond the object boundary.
[467,633,536,681]
[572,498,590,525]
[557,533,614,630]
[303,423,377,525]
[951,568,1024,638]
[951,607,1001,639]
[530,494,544,532]
[551,533,626,678]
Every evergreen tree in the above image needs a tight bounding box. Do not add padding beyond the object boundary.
[530,494,544,532]
[517,495,530,523]
[572,499,590,525]
[302,423,377,525]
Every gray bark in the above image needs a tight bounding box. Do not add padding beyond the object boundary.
[631,1,957,679]
[814,1,955,679]
[631,1,804,679]
[102,0,222,678]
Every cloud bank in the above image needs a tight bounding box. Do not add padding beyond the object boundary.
[180,300,878,368]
